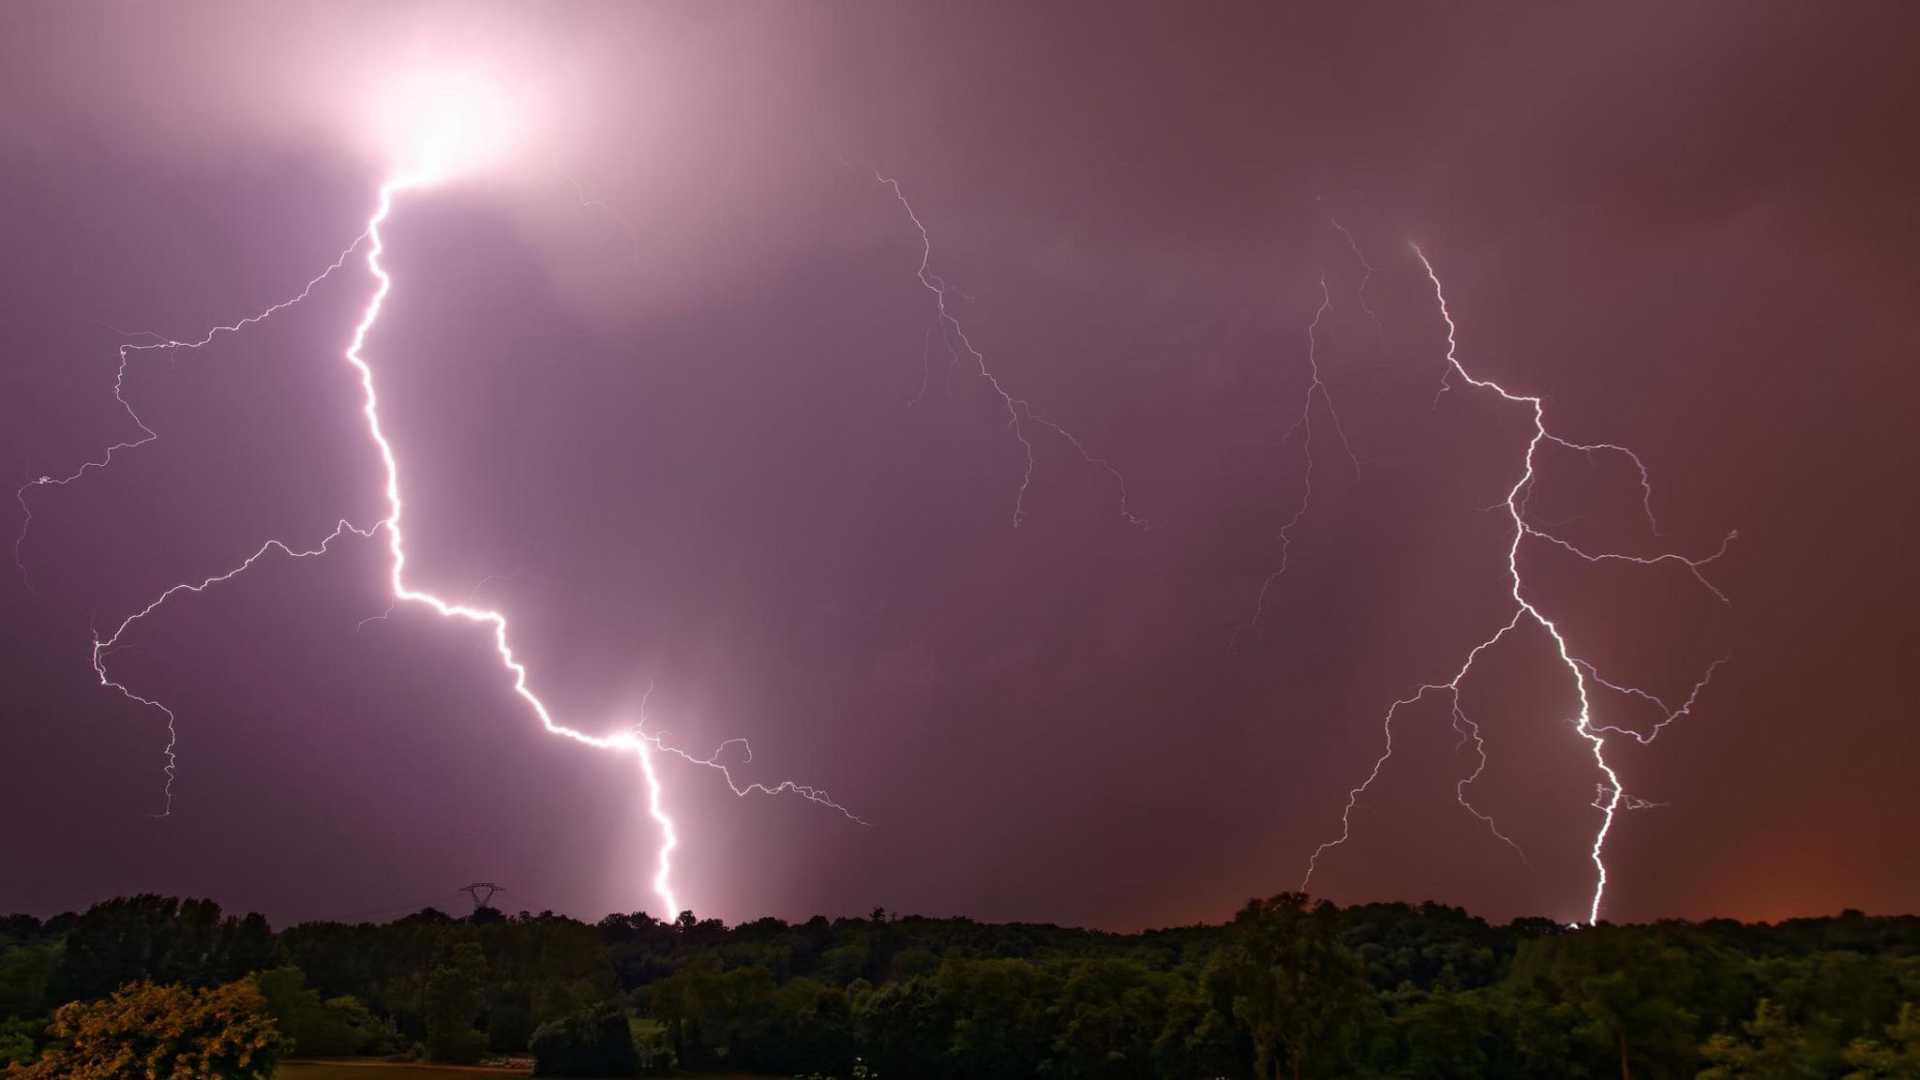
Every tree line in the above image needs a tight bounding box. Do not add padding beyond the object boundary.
[2,892,1916,1077]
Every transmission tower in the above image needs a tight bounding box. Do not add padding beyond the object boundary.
[458,882,506,912]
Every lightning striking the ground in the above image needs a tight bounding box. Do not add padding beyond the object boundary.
[877,173,1146,530]
[23,169,860,916]
[1301,244,1735,925]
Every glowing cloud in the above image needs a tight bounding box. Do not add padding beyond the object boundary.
[366,69,524,183]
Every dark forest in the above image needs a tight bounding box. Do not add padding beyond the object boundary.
[3,895,1916,1077]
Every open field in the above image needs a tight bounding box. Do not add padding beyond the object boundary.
[278,1064,529,1079]
[276,1064,775,1080]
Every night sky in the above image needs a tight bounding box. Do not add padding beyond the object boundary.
[3,2,1915,931]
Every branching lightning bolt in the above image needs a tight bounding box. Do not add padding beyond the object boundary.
[1448,696,1527,862]
[1243,274,1359,638]
[91,520,378,817]
[1324,214,1382,333]
[1302,243,1735,925]
[877,173,1146,530]
[1582,656,1729,745]
[14,244,364,586]
[23,172,862,918]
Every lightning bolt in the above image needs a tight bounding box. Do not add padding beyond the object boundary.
[91,520,378,816]
[877,173,1146,530]
[1243,273,1359,637]
[1449,697,1527,862]
[631,683,679,918]
[1324,214,1382,333]
[26,172,861,916]
[1582,656,1729,745]
[1302,243,1734,925]
[13,244,364,586]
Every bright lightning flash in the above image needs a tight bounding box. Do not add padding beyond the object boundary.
[1301,244,1735,925]
[21,91,861,920]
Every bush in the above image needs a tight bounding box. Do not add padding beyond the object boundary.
[253,966,396,1057]
[530,1000,642,1077]
[0,1020,37,1068]
[628,1017,675,1073]
[7,977,284,1079]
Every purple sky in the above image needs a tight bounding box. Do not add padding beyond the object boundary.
[3,2,1916,930]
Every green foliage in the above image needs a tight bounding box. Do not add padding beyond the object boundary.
[1207,893,1377,1079]
[1341,900,1511,992]
[0,1020,37,1068]
[5,894,1919,1077]
[528,1000,641,1076]
[1395,988,1501,1078]
[1700,998,1830,1078]
[627,1016,675,1073]
[1841,1001,1920,1078]
[0,945,57,1021]
[278,906,615,1046]
[422,942,488,1064]
[1047,956,1181,1079]
[52,897,272,1003]
[1508,924,1726,1077]
[797,1056,879,1080]
[487,997,533,1053]
[1388,984,1598,1079]
[252,966,395,1057]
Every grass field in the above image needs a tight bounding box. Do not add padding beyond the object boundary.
[278,1064,528,1079]
[276,1063,774,1080]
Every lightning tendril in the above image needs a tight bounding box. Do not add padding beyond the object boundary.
[1243,272,1360,638]
[1302,243,1734,925]
[877,173,1146,530]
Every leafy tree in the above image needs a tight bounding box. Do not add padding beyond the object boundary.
[52,897,272,1003]
[628,1016,675,1074]
[0,1021,37,1068]
[1699,998,1828,1078]
[9,892,1920,1080]
[424,941,489,1063]
[310,994,396,1056]
[489,996,534,1053]
[529,1000,641,1076]
[819,941,872,985]
[1396,989,1500,1078]
[1341,901,1510,993]
[851,971,949,1078]
[252,966,393,1057]
[933,957,1059,1077]
[1149,962,1247,1080]
[1049,957,1180,1080]
[0,945,58,1021]
[6,977,283,1079]
[760,976,853,1073]
[1842,1002,1920,1079]
[1206,894,1376,1080]
[1509,926,1712,1078]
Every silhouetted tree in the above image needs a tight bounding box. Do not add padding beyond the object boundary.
[424,941,489,1063]
[529,999,642,1076]
[1206,894,1376,1080]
